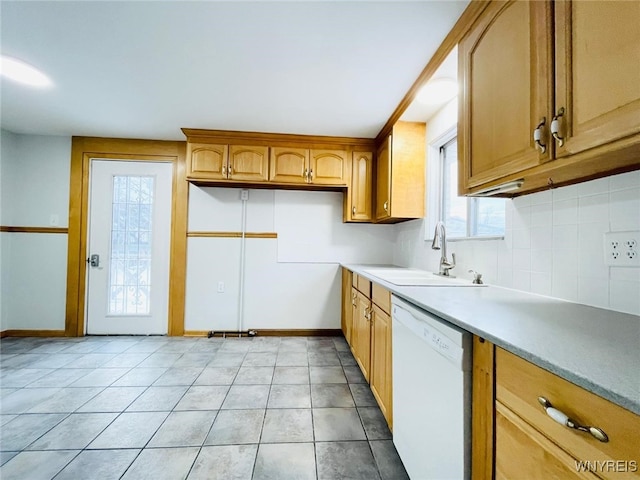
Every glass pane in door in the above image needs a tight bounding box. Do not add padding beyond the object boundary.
[109,175,154,315]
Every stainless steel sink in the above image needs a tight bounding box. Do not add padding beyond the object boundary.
[362,268,486,287]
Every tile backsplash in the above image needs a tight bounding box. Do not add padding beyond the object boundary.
[394,170,640,315]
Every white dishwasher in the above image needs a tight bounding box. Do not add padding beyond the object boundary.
[392,295,472,480]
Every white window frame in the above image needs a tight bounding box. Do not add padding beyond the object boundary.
[425,127,505,242]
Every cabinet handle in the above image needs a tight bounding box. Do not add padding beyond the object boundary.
[303,168,308,180]
[228,162,233,175]
[537,397,609,443]
[309,169,313,182]
[551,108,565,147]
[222,164,227,176]
[383,201,389,212]
[533,117,547,154]
[352,206,356,216]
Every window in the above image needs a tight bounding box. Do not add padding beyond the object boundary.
[438,137,505,239]
[109,175,154,314]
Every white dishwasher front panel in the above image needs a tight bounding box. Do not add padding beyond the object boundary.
[392,296,472,480]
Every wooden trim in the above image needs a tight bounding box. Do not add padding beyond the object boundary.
[187,178,347,192]
[182,128,376,148]
[66,137,188,337]
[375,0,491,144]
[183,329,343,337]
[187,232,278,239]
[182,330,212,337]
[472,336,495,480]
[254,329,343,337]
[0,226,68,234]
[0,329,67,338]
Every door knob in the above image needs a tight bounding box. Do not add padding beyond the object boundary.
[88,254,100,267]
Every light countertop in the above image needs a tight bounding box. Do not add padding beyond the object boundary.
[343,263,640,415]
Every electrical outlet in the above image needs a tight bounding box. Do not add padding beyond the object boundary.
[604,231,640,267]
[240,189,249,201]
[217,281,225,293]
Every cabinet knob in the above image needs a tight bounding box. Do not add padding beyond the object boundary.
[551,108,566,147]
[537,396,608,443]
[383,201,389,212]
[533,117,547,154]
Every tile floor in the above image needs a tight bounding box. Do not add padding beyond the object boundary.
[0,335,409,479]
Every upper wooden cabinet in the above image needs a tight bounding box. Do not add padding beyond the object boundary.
[554,0,640,159]
[187,143,229,180]
[186,142,268,182]
[345,151,373,222]
[375,121,426,223]
[183,131,375,221]
[270,148,347,185]
[459,0,640,196]
[270,147,309,184]
[459,1,554,192]
[228,145,269,182]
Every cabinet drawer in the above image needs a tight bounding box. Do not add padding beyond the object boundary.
[496,401,599,480]
[496,348,640,479]
[371,283,390,314]
[353,274,371,297]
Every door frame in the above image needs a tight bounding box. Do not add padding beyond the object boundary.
[65,137,188,337]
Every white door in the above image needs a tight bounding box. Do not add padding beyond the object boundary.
[86,160,173,335]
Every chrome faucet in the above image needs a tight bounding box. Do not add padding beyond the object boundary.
[432,221,456,276]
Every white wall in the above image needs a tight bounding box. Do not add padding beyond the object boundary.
[185,186,396,331]
[0,130,71,330]
[393,107,640,316]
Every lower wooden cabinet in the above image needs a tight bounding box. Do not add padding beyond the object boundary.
[352,289,371,382]
[474,344,640,480]
[342,269,393,429]
[370,302,392,428]
[496,401,599,479]
[341,269,354,344]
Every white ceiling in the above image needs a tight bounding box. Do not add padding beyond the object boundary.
[1,1,469,141]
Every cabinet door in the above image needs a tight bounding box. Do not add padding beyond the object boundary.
[350,287,359,358]
[349,151,373,222]
[187,143,229,180]
[370,303,392,428]
[375,135,391,221]
[353,290,371,382]
[554,0,640,158]
[228,145,269,182]
[309,149,347,185]
[342,269,354,344]
[459,0,554,193]
[269,147,309,184]
[496,402,599,480]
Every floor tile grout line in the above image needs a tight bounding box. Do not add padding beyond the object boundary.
[1,336,403,479]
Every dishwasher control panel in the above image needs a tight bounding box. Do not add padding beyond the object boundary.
[393,303,464,367]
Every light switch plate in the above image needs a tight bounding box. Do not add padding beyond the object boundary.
[604,231,640,266]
